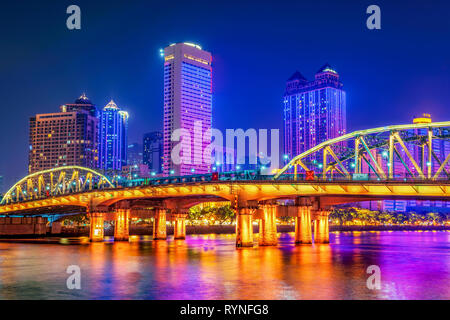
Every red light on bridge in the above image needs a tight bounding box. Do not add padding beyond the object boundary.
[305,170,315,181]
[212,172,219,181]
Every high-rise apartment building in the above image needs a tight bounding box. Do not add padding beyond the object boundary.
[98,100,128,172]
[162,42,213,176]
[283,64,346,161]
[143,132,163,174]
[28,94,99,173]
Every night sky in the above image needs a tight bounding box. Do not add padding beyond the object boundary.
[0,0,449,188]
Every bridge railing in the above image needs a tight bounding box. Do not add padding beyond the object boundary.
[3,170,450,205]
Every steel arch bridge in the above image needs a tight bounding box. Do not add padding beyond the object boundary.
[274,120,450,181]
[1,121,450,216]
[0,166,115,205]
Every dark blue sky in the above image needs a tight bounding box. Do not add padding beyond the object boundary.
[0,0,449,187]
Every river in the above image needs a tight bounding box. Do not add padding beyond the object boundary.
[0,231,448,299]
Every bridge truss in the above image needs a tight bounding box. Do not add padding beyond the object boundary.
[275,121,450,181]
[0,166,115,205]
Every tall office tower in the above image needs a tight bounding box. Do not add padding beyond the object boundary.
[143,132,163,174]
[98,100,128,172]
[127,142,143,166]
[162,43,213,176]
[283,64,346,161]
[28,94,99,173]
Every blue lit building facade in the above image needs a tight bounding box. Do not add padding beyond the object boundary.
[98,100,128,172]
[283,64,346,163]
[143,131,163,174]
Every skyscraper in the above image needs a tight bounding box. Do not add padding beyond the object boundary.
[28,94,99,173]
[162,42,213,176]
[283,64,346,161]
[143,132,163,174]
[127,142,143,167]
[98,100,128,172]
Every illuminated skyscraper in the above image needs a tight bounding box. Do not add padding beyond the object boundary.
[98,100,128,172]
[283,64,346,161]
[143,132,163,174]
[162,42,212,176]
[28,94,99,173]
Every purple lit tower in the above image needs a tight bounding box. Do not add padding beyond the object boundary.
[283,64,346,161]
[162,43,212,176]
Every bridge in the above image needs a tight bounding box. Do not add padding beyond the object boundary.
[1,120,450,247]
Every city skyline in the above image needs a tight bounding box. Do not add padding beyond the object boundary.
[1,0,450,186]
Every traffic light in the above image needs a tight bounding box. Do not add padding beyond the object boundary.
[211,172,219,181]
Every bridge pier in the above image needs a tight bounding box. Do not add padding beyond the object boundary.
[314,210,330,244]
[259,205,278,246]
[173,212,187,240]
[89,212,105,242]
[153,208,167,240]
[114,209,130,241]
[236,207,254,247]
[295,206,313,244]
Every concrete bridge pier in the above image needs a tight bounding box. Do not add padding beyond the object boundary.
[236,207,254,247]
[114,209,130,241]
[153,208,167,240]
[89,212,105,242]
[295,206,313,244]
[259,204,278,246]
[314,210,330,244]
[173,212,187,240]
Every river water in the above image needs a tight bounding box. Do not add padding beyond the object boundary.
[0,231,448,300]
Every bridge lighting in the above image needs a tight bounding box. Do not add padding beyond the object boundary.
[261,166,266,170]
[382,151,388,158]
[133,174,138,178]
[351,163,356,168]
[212,166,217,171]
[387,163,391,167]
[318,164,323,168]
[46,186,50,190]
[283,154,289,160]
[170,170,175,175]
[159,48,164,57]
[236,165,241,170]
[151,172,156,176]
[426,162,431,167]
[191,168,195,173]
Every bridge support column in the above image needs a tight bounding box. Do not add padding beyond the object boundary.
[236,208,254,247]
[259,205,277,246]
[314,211,330,244]
[114,209,130,241]
[295,206,312,244]
[153,208,167,240]
[173,213,187,240]
[89,212,105,242]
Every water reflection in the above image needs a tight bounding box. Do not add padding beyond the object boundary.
[0,231,448,299]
